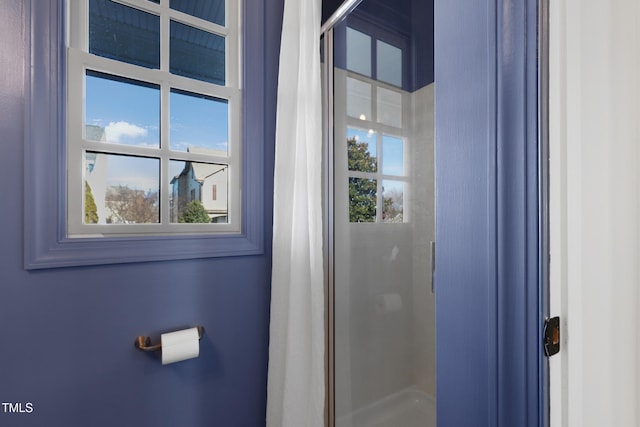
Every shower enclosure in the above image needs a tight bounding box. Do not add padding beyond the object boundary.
[322,1,435,426]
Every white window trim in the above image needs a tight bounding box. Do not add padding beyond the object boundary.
[24,0,266,269]
[66,0,242,237]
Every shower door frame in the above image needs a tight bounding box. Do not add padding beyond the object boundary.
[321,0,550,425]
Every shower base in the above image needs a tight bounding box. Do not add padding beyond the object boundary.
[336,387,435,427]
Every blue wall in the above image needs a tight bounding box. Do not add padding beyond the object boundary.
[322,0,344,23]
[0,1,282,426]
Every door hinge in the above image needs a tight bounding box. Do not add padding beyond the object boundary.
[543,316,560,357]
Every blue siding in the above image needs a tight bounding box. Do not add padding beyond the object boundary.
[0,0,281,426]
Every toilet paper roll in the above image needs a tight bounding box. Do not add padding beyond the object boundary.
[375,293,403,314]
[161,327,200,365]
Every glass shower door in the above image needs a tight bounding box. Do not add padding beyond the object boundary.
[324,1,436,426]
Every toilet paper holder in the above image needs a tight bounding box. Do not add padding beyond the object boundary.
[134,326,205,352]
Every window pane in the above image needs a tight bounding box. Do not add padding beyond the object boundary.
[170,160,228,223]
[383,180,404,223]
[349,178,377,223]
[377,40,402,87]
[170,21,225,85]
[346,77,371,121]
[89,0,160,69]
[85,71,160,148]
[170,0,225,26]
[382,135,404,176]
[346,28,371,77]
[377,87,402,128]
[347,128,377,172]
[170,89,228,154]
[84,153,160,224]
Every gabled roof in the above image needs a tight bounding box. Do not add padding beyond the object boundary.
[170,146,228,184]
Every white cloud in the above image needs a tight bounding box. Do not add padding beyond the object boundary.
[105,121,148,143]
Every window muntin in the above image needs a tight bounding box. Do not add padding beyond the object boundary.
[346,123,407,224]
[67,0,241,237]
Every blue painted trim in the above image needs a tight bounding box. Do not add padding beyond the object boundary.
[435,0,497,422]
[24,0,265,269]
[436,0,542,425]
[496,0,541,424]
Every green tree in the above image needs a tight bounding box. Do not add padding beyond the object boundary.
[347,137,377,222]
[84,181,99,224]
[347,137,377,172]
[178,200,211,223]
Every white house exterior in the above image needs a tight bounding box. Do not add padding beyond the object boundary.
[171,147,228,223]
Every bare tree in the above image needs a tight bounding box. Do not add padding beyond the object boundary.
[383,187,403,223]
[105,185,159,224]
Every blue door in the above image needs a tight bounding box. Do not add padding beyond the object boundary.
[435,0,545,426]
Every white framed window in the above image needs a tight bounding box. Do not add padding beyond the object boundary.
[25,0,266,269]
[66,0,241,236]
[344,26,408,224]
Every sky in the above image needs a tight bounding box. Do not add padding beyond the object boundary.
[347,127,405,177]
[85,71,229,191]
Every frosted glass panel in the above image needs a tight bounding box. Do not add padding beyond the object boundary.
[377,40,402,87]
[347,77,372,121]
[347,28,372,77]
[377,87,402,128]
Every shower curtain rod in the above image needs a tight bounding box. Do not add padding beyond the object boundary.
[321,0,364,34]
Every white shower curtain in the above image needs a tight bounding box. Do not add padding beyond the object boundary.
[266,0,325,426]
